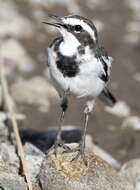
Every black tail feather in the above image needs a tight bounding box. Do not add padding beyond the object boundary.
[99,88,117,106]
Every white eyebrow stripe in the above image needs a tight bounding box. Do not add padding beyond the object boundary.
[63,18,96,42]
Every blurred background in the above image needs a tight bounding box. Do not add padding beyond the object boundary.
[0,0,140,164]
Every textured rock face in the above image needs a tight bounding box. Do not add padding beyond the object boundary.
[39,143,133,190]
[119,159,140,190]
[0,173,27,190]
[0,123,138,190]
[24,142,45,180]
[11,76,58,112]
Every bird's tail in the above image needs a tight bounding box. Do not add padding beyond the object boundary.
[99,87,116,106]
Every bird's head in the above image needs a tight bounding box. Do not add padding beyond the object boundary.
[43,14,98,50]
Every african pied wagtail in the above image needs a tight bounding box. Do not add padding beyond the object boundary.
[43,14,116,165]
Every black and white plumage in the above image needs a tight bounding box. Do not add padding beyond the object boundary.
[44,14,116,164]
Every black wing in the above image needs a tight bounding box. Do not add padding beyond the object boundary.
[95,46,111,82]
[99,87,116,106]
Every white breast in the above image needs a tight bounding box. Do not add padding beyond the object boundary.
[48,45,106,99]
[66,58,106,98]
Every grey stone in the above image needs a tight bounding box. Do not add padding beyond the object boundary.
[0,39,35,74]
[122,116,140,131]
[120,159,140,189]
[24,143,45,180]
[0,143,20,173]
[0,1,35,38]
[0,121,9,140]
[105,101,131,118]
[11,76,58,111]
[39,143,133,190]
[0,172,27,190]
[85,135,121,169]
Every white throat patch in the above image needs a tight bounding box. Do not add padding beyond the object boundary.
[59,28,80,56]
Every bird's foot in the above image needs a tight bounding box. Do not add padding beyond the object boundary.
[46,138,71,157]
[63,142,88,166]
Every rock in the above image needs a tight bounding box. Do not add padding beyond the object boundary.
[0,1,35,38]
[0,143,20,173]
[0,39,35,74]
[0,112,26,122]
[30,0,81,14]
[122,116,140,131]
[87,0,107,9]
[126,0,140,20]
[85,135,121,169]
[20,127,120,169]
[0,172,27,190]
[133,73,140,82]
[0,86,3,107]
[105,101,131,118]
[24,143,45,180]
[124,33,140,44]
[39,143,133,190]
[126,22,140,33]
[11,76,58,111]
[119,159,140,189]
[0,119,9,140]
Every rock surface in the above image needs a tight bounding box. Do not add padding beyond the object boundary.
[0,122,138,190]
[0,172,27,190]
[122,116,140,131]
[0,39,34,74]
[0,1,35,38]
[120,159,140,190]
[11,76,58,111]
[105,101,131,118]
[24,142,45,180]
[39,143,133,190]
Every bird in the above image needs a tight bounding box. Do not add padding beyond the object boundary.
[43,13,116,165]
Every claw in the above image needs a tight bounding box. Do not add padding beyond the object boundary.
[62,143,88,166]
[46,139,71,157]
[71,150,88,166]
[62,147,79,154]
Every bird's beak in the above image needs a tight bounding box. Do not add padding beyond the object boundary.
[42,21,61,28]
[42,13,67,29]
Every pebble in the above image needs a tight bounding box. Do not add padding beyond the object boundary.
[0,143,20,173]
[126,0,140,20]
[133,73,140,82]
[0,112,26,122]
[24,143,45,180]
[11,76,58,111]
[0,39,35,73]
[122,116,140,131]
[87,0,107,9]
[86,135,121,169]
[30,0,81,14]
[0,1,35,38]
[126,22,140,33]
[0,172,27,190]
[124,33,140,44]
[105,101,131,117]
[119,159,140,190]
[0,120,9,140]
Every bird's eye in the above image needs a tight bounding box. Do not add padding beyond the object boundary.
[74,25,82,32]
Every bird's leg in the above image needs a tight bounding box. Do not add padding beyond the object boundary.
[71,112,89,165]
[64,100,95,165]
[53,89,71,156]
